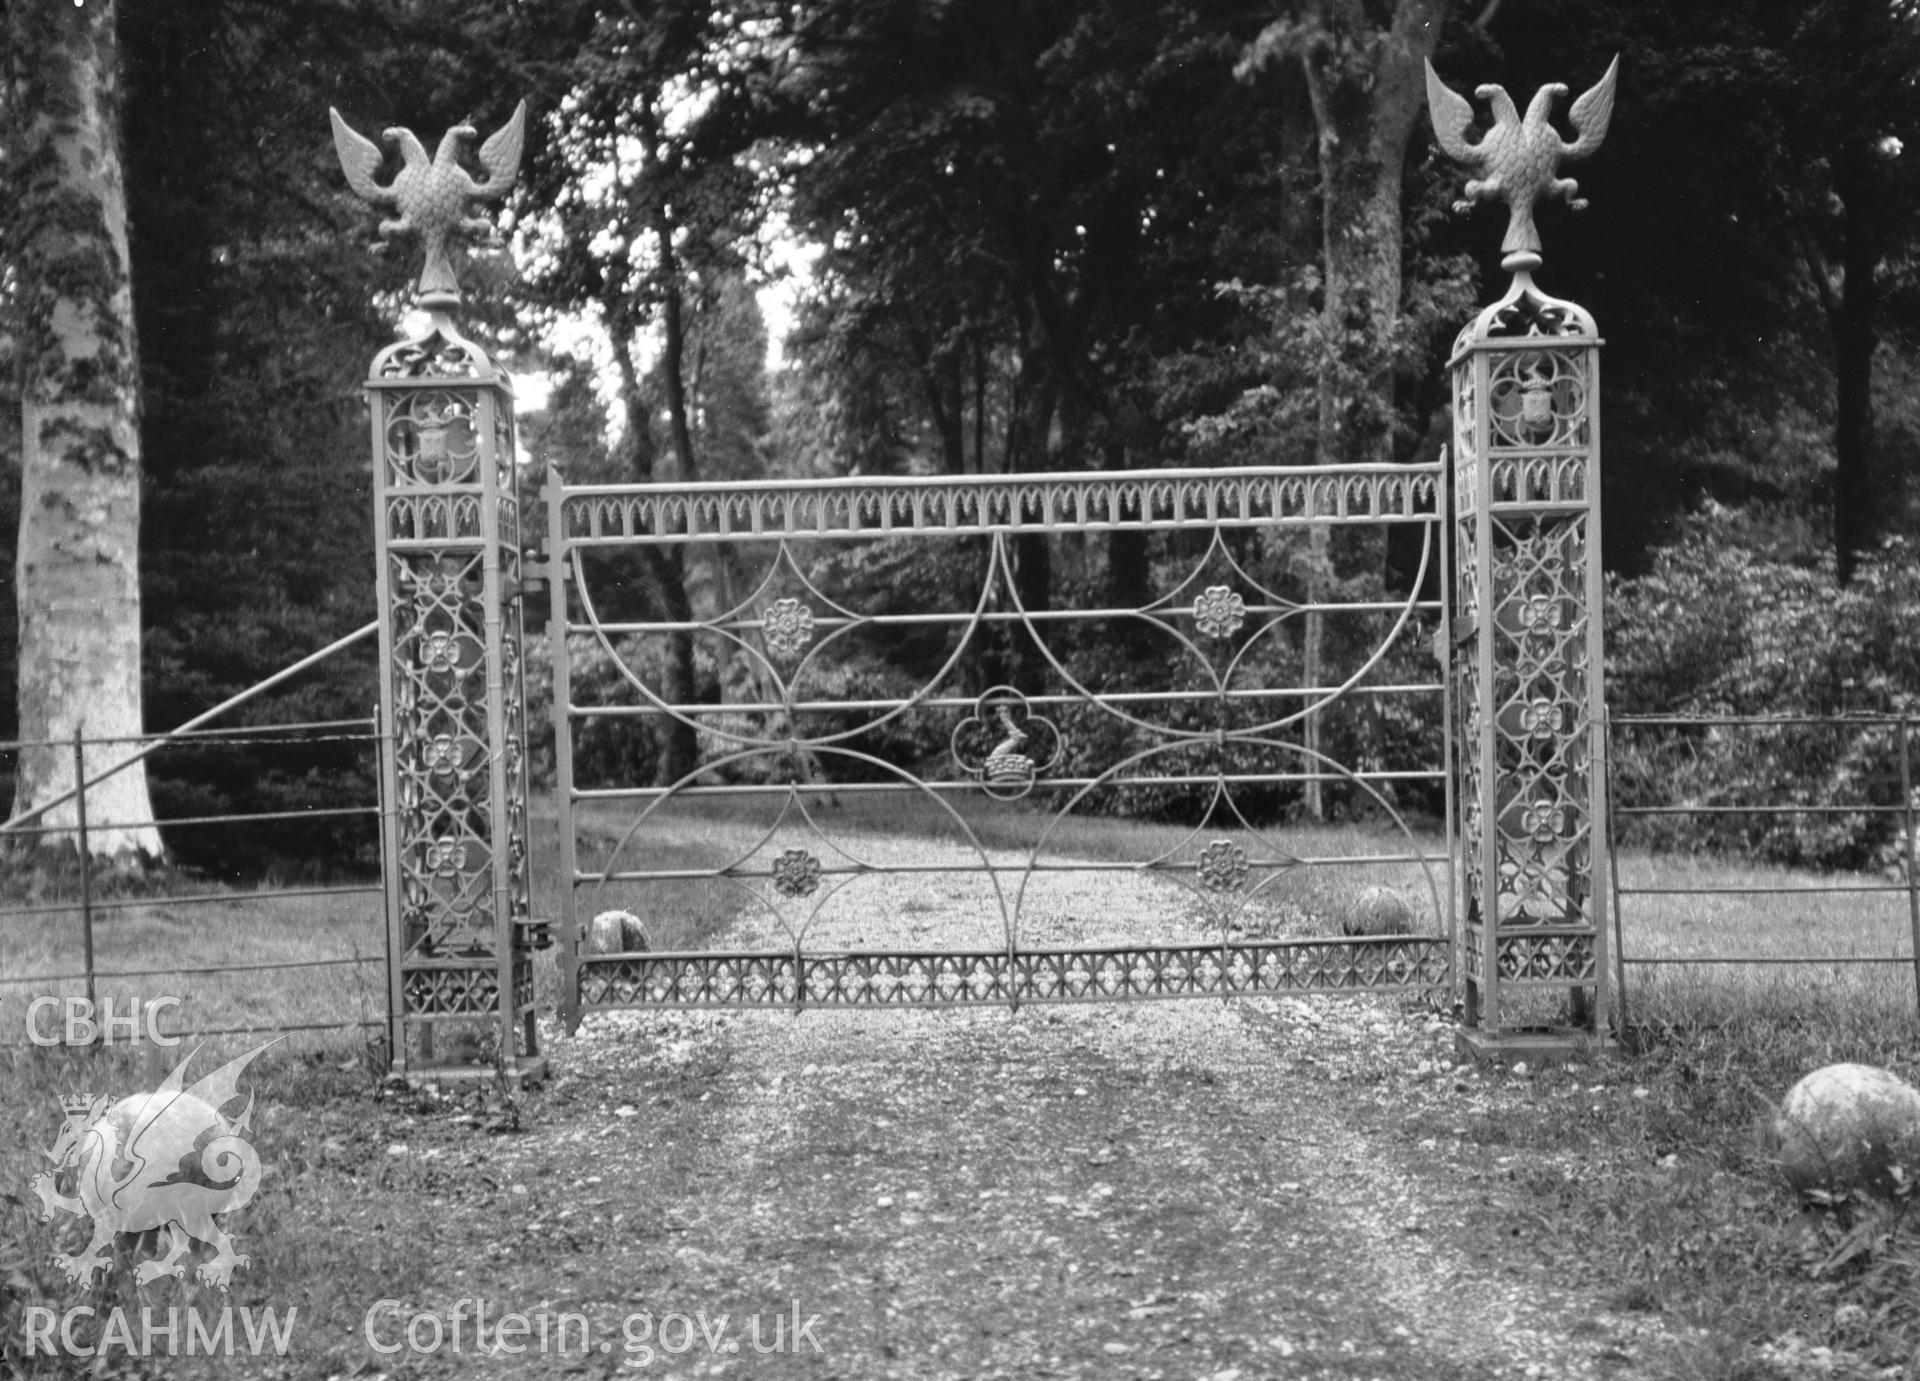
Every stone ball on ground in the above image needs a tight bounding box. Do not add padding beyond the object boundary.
[588,909,649,954]
[1773,1063,1920,1199]
[1341,885,1420,937]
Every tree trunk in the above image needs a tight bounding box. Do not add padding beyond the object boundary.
[1300,0,1446,469]
[908,325,968,476]
[1105,442,1150,615]
[8,0,163,862]
[1294,0,1447,819]
[649,192,711,783]
[1006,365,1057,690]
[1832,143,1878,587]
[643,108,700,490]
[606,308,700,787]
[972,341,989,475]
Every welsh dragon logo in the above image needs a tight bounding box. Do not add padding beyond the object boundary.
[30,1040,277,1290]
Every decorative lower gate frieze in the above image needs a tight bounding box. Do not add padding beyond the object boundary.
[576,938,1453,1010]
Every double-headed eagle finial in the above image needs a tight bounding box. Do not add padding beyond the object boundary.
[329,101,528,309]
[1425,57,1619,271]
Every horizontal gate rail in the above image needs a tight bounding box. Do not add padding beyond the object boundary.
[580,601,1441,633]
[568,681,1444,717]
[585,852,1445,885]
[573,771,1446,803]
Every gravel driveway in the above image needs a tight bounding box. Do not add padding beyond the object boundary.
[361,988,1679,1381]
[359,821,1680,1379]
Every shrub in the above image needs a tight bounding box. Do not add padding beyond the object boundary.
[1606,510,1920,871]
[1045,564,1444,826]
[524,631,699,791]
[523,628,948,792]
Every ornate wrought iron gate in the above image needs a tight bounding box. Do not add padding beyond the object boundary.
[545,464,1454,1022]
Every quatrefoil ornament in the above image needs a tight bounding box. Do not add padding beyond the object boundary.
[762,598,815,662]
[1499,789,1573,847]
[1519,800,1570,844]
[1505,594,1566,636]
[421,630,463,673]
[770,848,822,898]
[424,838,470,878]
[422,734,462,776]
[1195,840,1250,894]
[951,688,1065,800]
[1193,586,1246,640]
[1497,695,1564,742]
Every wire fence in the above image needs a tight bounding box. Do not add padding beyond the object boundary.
[0,713,388,1050]
[1605,711,1920,1019]
[8,691,1920,1048]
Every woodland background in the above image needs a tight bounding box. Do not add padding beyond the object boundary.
[3,0,1918,879]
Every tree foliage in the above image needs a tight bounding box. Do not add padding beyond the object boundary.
[1609,513,1920,872]
[2,0,564,873]
[1,0,1917,871]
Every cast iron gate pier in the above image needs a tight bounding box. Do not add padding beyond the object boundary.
[1430,55,1621,1057]
[369,310,543,1081]
[547,464,1456,1022]
[1450,273,1612,1053]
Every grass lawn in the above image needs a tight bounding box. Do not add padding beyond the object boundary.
[1614,847,1920,1022]
[12,792,1916,1037]
[4,803,1920,1377]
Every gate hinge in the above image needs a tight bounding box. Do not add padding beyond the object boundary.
[518,559,552,600]
[1434,618,1477,667]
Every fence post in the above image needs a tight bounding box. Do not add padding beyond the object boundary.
[372,701,396,1070]
[1901,717,1919,1016]
[73,724,96,1026]
[1605,710,1629,1034]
